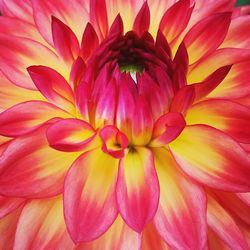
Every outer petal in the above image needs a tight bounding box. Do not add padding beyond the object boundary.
[0,196,24,219]
[0,0,33,23]
[31,0,89,44]
[207,61,250,99]
[27,66,75,113]
[47,118,96,152]
[78,216,141,250]
[188,48,250,83]
[0,35,67,90]
[184,12,231,64]
[186,100,250,143]
[0,125,79,198]
[169,125,250,192]
[221,16,250,49]
[153,148,207,250]
[0,73,44,111]
[0,206,23,250]
[14,197,74,249]
[116,147,159,232]
[207,194,249,249]
[64,149,118,243]
[141,223,171,250]
[0,101,70,137]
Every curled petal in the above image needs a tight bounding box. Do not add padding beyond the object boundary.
[169,125,250,192]
[14,197,74,249]
[116,147,159,232]
[153,148,207,250]
[0,101,70,137]
[64,149,118,243]
[100,125,128,159]
[150,112,186,147]
[46,118,96,152]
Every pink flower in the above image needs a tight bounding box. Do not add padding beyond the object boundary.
[0,0,250,249]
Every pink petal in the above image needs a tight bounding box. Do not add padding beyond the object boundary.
[186,99,250,143]
[0,101,70,137]
[80,23,99,61]
[160,0,193,43]
[207,194,249,249]
[0,124,79,198]
[14,197,74,249]
[0,196,24,219]
[169,125,250,192]
[78,216,141,250]
[27,66,75,113]
[116,147,159,232]
[133,2,150,37]
[46,118,96,152]
[52,16,80,64]
[184,12,231,64]
[153,148,207,249]
[0,35,65,90]
[64,149,118,243]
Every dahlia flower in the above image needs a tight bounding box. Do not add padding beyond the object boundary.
[0,0,250,249]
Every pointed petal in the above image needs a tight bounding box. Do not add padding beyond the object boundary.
[52,16,80,64]
[160,0,193,43]
[133,2,150,37]
[192,65,232,101]
[14,197,74,249]
[81,23,99,61]
[0,125,79,198]
[27,66,75,113]
[0,206,23,250]
[116,147,159,232]
[46,118,96,152]
[153,148,207,250]
[78,216,141,250]
[90,0,108,39]
[169,125,250,192]
[207,60,250,99]
[0,101,70,137]
[31,0,89,44]
[64,149,118,243]
[207,194,249,249]
[188,48,250,83]
[184,13,231,64]
[0,196,24,219]
[186,100,250,143]
[170,85,195,114]
[0,35,67,90]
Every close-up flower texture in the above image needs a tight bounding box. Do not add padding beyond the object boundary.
[0,0,250,249]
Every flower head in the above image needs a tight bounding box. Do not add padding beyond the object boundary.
[0,0,250,249]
